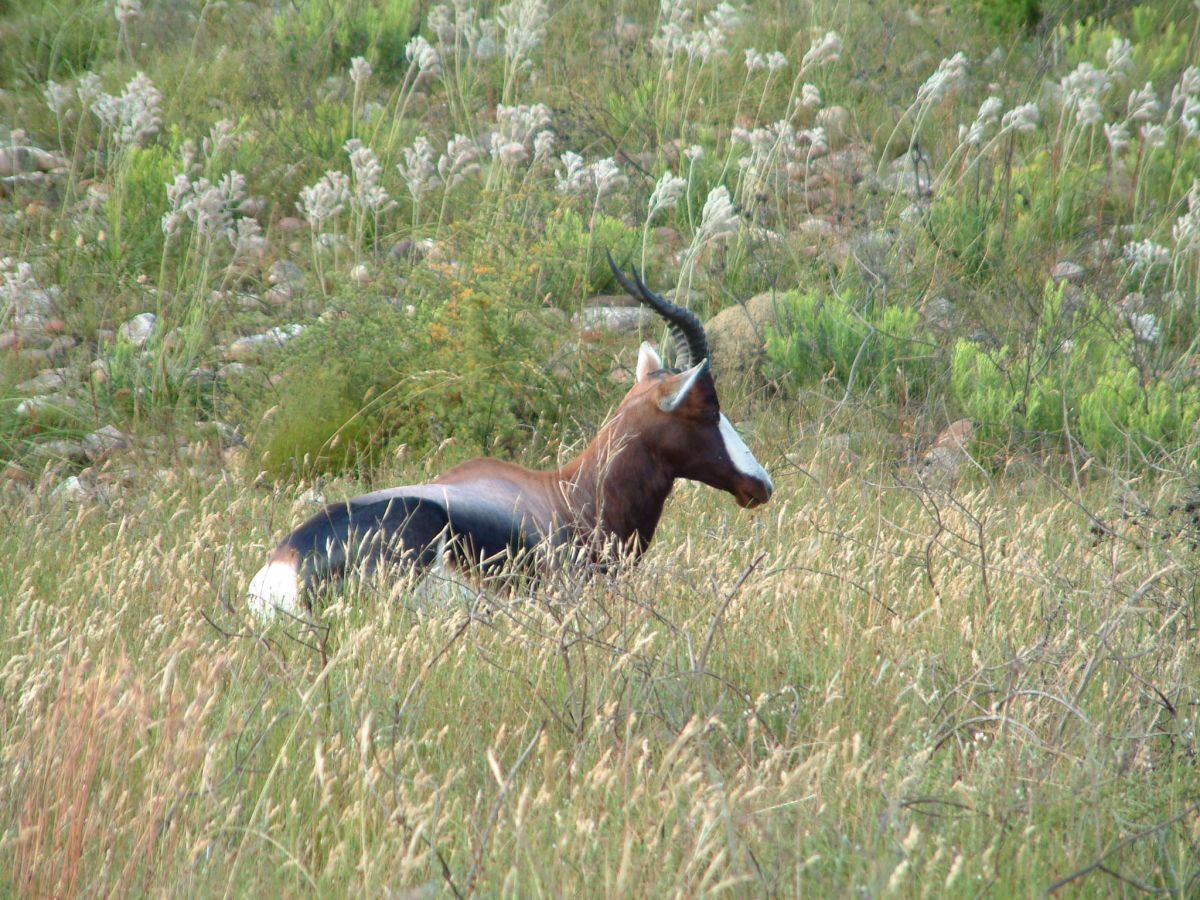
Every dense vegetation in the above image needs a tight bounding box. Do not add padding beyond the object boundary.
[2,0,1198,894]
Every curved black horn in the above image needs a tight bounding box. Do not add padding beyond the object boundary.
[607,251,709,370]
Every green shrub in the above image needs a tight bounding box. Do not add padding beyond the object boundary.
[0,0,111,86]
[537,209,639,305]
[106,145,175,277]
[1079,367,1200,458]
[765,289,934,400]
[272,0,416,75]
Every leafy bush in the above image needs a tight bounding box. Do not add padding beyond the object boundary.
[765,289,935,400]
[106,146,175,276]
[536,209,639,304]
[272,0,416,75]
[950,282,1200,459]
[248,265,598,479]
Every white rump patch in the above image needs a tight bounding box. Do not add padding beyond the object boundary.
[719,414,773,489]
[247,560,301,622]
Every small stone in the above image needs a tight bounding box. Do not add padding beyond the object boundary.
[84,424,131,460]
[574,306,655,336]
[350,263,370,285]
[217,362,250,380]
[52,475,92,503]
[276,217,306,234]
[45,318,67,334]
[16,393,80,419]
[918,419,976,485]
[46,335,77,360]
[268,259,305,289]
[226,324,305,361]
[17,368,70,395]
[1051,260,1085,284]
[33,439,88,464]
[584,293,640,309]
[796,217,835,239]
[118,312,157,348]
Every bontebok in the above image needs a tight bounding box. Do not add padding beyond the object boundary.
[248,254,774,620]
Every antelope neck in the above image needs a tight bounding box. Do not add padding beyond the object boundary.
[553,415,676,552]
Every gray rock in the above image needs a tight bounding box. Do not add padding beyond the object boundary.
[118,312,158,348]
[216,362,251,380]
[226,324,305,361]
[268,259,305,289]
[0,145,68,176]
[574,306,655,334]
[34,439,88,464]
[1051,260,1085,284]
[84,424,131,460]
[52,475,92,503]
[17,368,70,395]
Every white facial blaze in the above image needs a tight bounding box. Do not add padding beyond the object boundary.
[247,560,301,622]
[719,414,773,490]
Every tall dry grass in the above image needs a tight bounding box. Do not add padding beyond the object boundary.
[1,419,1197,895]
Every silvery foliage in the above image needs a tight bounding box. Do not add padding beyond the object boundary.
[1126,82,1161,123]
[1,258,54,328]
[653,1,745,64]
[1058,61,1112,128]
[1105,37,1134,82]
[349,56,373,89]
[113,0,140,26]
[1123,238,1171,272]
[1173,180,1200,254]
[555,152,626,197]
[960,96,1003,147]
[732,119,827,189]
[916,52,969,106]
[89,71,163,147]
[801,30,842,70]
[744,48,786,73]
[344,139,392,214]
[427,0,547,64]
[43,80,73,116]
[202,119,237,160]
[1170,66,1200,139]
[1000,103,1040,134]
[405,35,442,76]
[298,171,352,227]
[162,170,253,252]
[695,186,738,245]
[647,172,687,219]
[398,137,440,198]
[438,134,484,188]
[1104,121,1131,157]
[490,103,552,164]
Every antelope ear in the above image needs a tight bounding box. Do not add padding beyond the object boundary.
[636,342,662,383]
[659,358,710,412]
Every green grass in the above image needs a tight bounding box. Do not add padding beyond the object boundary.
[2,0,1199,893]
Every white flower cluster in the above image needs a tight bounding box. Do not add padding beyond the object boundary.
[801,30,842,71]
[960,96,1002,147]
[799,83,822,110]
[202,119,237,160]
[647,171,687,218]
[1122,238,1171,272]
[916,52,969,106]
[555,153,626,197]
[398,136,439,199]
[744,47,787,73]
[162,170,258,255]
[1105,37,1134,81]
[1059,61,1112,128]
[405,35,442,77]
[89,71,163,147]
[732,119,827,190]
[1170,66,1200,139]
[1172,180,1200,254]
[43,80,73,116]
[298,171,351,227]
[438,134,484,188]
[490,103,553,164]
[349,56,373,89]
[0,258,54,328]
[427,0,548,64]
[1000,102,1040,134]
[345,139,392,214]
[653,1,745,64]
[113,0,141,27]
[695,185,738,244]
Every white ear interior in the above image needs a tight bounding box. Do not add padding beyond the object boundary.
[659,358,710,412]
[636,342,663,382]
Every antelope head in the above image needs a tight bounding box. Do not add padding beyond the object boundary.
[608,254,774,509]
